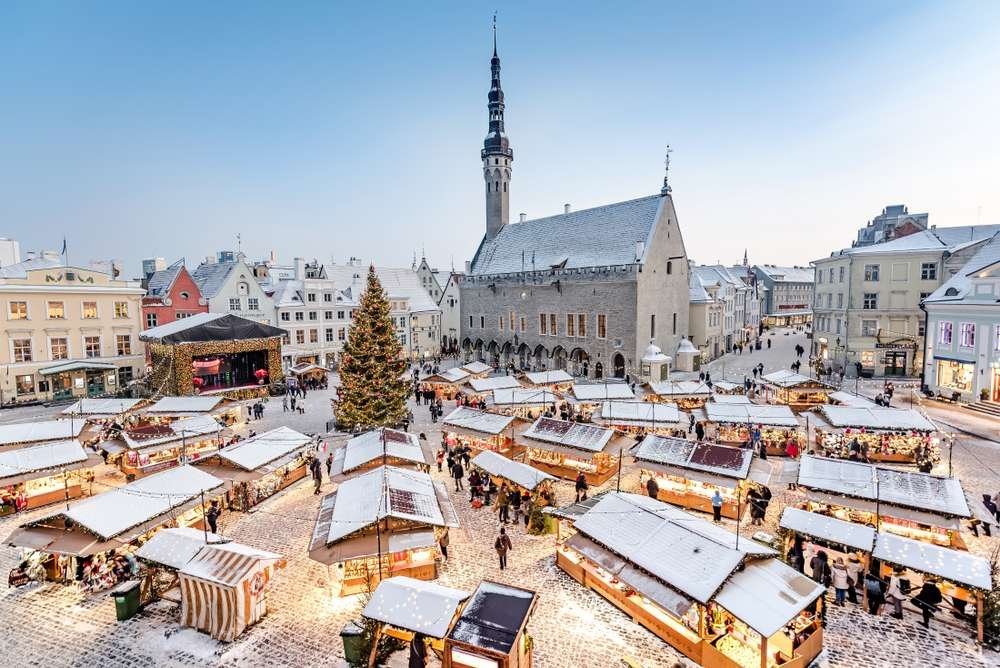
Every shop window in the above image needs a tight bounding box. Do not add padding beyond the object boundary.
[15,375,34,395]
[861,351,875,367]
[12,338,32,363]
[115,334,132,356]
[47,301,65,319]
[84,336,101,358]
[82,301,98,319]
[959,322,975,348]
[50,337,68,360]
[8,301,28,320]
[937,360,974,392]
[864,264,880,281]
[114,301,129,318]
[938,321,953,345]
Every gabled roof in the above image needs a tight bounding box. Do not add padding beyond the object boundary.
[461,361,492,375]
[522,417,615,453]
[0,419,84,447]
[363,576,470,638]
[471,450,555,491]
[470,194,664,275]
[443,406,516,435]
[215,426,311,471]
[337,428,428,474]
[924,233,1000,304]
[325,265,438,312]
[813,405,936,431]
[523,369,573,385]
[830,225,1000,258]
[631,435,754,482]
[63,398,143,416]
[139,312,285,343]
[468,376,522,393]
[753,265,814,283]
[145,261,186,299]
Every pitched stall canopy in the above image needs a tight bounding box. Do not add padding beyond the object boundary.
[460,361,492,376]
[143,396,224,416]
[522,369,574,387]
[471,450,556,492]
[122,415,222,454]
[810,405,939,463]
[710,394,752,405]
[362,576,470,638]
[446,581,538,663]
[62,398,144,417]
[570,382,636,402]
[136,527,224,570]
[778,507,877,553]
[704,403,799,428]
[631,436,753,488]
[467,376,523,395]
[199,426,311,480]
[646,380,713,408]
[813,405,937,431]
[0,440,102,487]
[760,370,833,410]
[519,417,633,486]
[330,428,430,477]
[139,312,286,344]
[598,401,684,434]
[826,391,878,408]
[0,419,85,449]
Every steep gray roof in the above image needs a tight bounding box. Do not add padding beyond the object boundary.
[830,225,1000,258]
[145,263,183,298]
[754,265,814,283]
[924,233,1000,304]
[191,262,236,299]
[470,194,664,275]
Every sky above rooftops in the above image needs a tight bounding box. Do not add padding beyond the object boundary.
[1,2,998,277]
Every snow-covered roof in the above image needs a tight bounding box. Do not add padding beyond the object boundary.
[599,401,682,426]
[468,376,522,393]
[442,407,516,435]
[122,415,221,451]
[522,418,614,454]
[449,580,537,654]
[632,435,754,482]
[215,426,311,471]
[712,380,740,392]
[340,428,427,473]
[471,450,556,491]
[139,312,227,341]
[53,465,224,540]
[714,558,825,638]
[704,403,799,427]
[321,466,458,546]
[814,405,936,431]
[0,419,83,446]
[797,455,971,518]
[325,265,439,313]
[778,507,876,552]
[872,532,991,590]
[761,370,829,388]
[523,369,574,385]
[0,440,90,480]
[135,527,223,570]
[839,225,1000,256]
[180,542,283,587]
[924,233,1000,304]
[144,263,183,299]
[144,396,223,414]
[710,394,752,405]
[827,391,878,408]
[571,383,635,401]
[363,576,469,638]
[647,380,712,397]
[754,265,814,283]
[573,493,774,604]
[461,361,492,375]
[469,194,663,275]
[63,398,143,416]
[491,388,558,406]
[426,367,470,384]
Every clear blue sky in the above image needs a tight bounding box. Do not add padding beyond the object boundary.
[2,2,998,276]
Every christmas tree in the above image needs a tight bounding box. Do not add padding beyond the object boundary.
[334,266,409,431]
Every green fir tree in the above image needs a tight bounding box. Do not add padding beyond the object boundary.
[334,266,409,430]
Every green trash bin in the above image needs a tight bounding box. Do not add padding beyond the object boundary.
[109,580,142,621]
[341,620,366,665]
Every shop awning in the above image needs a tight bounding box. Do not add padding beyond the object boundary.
[309,528,437,565]
[0,420,84,447]
[448,581,537,655]
[443,407,517,436]
[38,360,116,376]
[565,533,627,574]
[6,526,121,557]
[804,489,962,530]
[363,576,470,638]
[467,376,522,393]
[872,532,991,591]
[714,558,825,638]
[617,563,694,618]
[778,508,876,552]
[471,450,555,491]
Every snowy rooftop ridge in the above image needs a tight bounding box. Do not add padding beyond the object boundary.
[0,419,84,446]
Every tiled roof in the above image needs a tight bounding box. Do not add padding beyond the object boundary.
[325,265,438,312]
[469,194,664,275]
[145,263,183,298]
[924,233,1000,304]
[754,265,814,283]
[190,262,236,299]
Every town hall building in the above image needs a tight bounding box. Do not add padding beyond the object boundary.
[459,34,690,380]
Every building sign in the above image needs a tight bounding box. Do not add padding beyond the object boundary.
[778,304,810,311]
[44,272,95,284]
[875,342,916,350]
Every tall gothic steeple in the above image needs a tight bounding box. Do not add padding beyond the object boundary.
[483,16,512,240]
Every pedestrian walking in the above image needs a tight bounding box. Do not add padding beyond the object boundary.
[282,396,288,412]
[496,484,510,524]
[494,527,513,570]
[645,475,659,499]
[711,490,724,523]
[809,550,830,587]
[452,461,465,491]
[437,531,449,563]
[885,568,907,619]
[206,500,220,534]
[310,456,323,494]
[510,487,522,523]
[409,632,428,668]
[436,449,444,473]
[913,578,943,628]
[574,472,588,503]
[865,572,885,615]
[846,554,864,604]
[695,422,705,442]
[831,558,850,606]
[325,452,334,477]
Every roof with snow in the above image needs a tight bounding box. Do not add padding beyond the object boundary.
[469,194,664,275]
[179,541,283,587]
[522,418,615,454]
[761,369,832,388]
[0,440,94,482]
[704,402,799,427]
[461,361,492,375]
[713,557,826,638]
[135,526,224,570]
[190,261,238,299]
[325,265,438,313]
[122,414,221,451]
[571,383,636,402]
[468,376,522,393]
[471,450,556,491]
[363,576,470,638]
[139,312,285,343]
[827,391,878,408]
[924,232,1000,304]
[0,419,83,446]
[443,407,516,435]
[144,396,224,414]
[145,262,185,299]
[448,581,537,654]
[62,398,144,416]
[522,369,574,385]
[215,426,311,471]
[837,225,1000,256]
[778,507,876,552]
[335,428,428,474]
[491,388,558,406]
[753,265,815,283]
[631,435,754,485]
[647,380,712,397]
[813,405,936,431]
[710,394,752,405]
[872,531,991,590]
[599,400,682,427]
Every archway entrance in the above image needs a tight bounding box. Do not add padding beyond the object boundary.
[613,353,626,379]
[594,362,603,379]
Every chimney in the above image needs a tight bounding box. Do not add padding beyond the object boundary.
[294,257,306,280]
[564,203,571,214]
[465,260,472,273]
[269,249,277,263]
[635,241,645,261]
[519,213,526,223]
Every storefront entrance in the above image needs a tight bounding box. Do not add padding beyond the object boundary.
[85,371,105,397]
[883,351,908,376]
[992,368,1000,402]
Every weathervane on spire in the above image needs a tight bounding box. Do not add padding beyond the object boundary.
[661,145,673,195]
[492,12,498,56]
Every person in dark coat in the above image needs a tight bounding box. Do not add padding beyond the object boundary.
[205,501,220,533]
[494,527,513,570]
[408,632,428,668]
[574,472,588,503]
[451,461,465,491]
[309,457,323,494]
[865,572,885,615]
[913,579,943,628]
[695,422,705,442]
[645,476,660,499]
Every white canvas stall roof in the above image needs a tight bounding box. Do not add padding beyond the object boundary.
[461,361,492,375]
[492,388,558,406]
[571,383,636,401]
[705,403,799,428]
[363,576,470,638]
[573,492,774,603]
[427,367,470,384]
[180,542,283,587]
[761,370,831,389]
[648,380,712,397]
[135,527,224,570]
[814,405,936,431]
[144,396,224,414]
[49,465,224,540]
[778,508,876,552]
[523,369,574,385]
[471,450,556,491]
[712,381,740,392]
[122,415,221,451]
[522,417,614,454]
[215,426,311,471]
[443,407,515,435]
[468,376,522,393]
[714,558,826,638]
[797,455,971,519]
[0,440,90,480]
[62,398,143,416]
[873,532,992,591]
[827,392,878,408]
[631,436,754,483]
[600,401,682,426]
[711,394,752,405]
[340,428,428,473]
[0,419,84,446]
[323,466,458,546]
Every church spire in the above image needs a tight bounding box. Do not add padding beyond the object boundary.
[482,16,513,240]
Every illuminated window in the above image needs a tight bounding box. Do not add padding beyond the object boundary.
[12,338,32,362]
[50,337,68,360]
[8,301,27,320]
[47,301,65,319]
[84,336,101,358]
[82,301,98,319]
[115,334,132,356]
[114,301,129,318]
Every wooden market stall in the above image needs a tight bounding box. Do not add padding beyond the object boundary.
[288,361,328,382]
[192,426,312,511]
[422,368,472,400]
[521,369,574,393]
[517,417,632,486]
[795,455,972,549]
[711,394,752,405]
[597,401,686,437]
[489,388,560,420]
[142,395,245,427]
[115,414,225,478]
[0,440,103,513]
[444,580,538,668]
[703,402,803,456]
[61,398,147,443]
[712,381,744,396]
[6,465,225,591]
[568,382,636,420]
[810,405,939,464]
[645,380,713,409]
[630,436,754,519]
[471,450,556,498]
[460,361,493,379]
[826,391,878,408]
[464,376,523,403]
[555,492,825,668]
[0,419,86,452]
[442,407,526,459]
[760,371,833,411]
[330,428,432,479]
[307,465,459,596]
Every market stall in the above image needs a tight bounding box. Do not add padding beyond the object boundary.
[516,417,632,486]
[826,391,878,408]
[555,492,825,668]
[330,428,432,478]
[795,455,972,549]
[703,403,802,456]
[442,407,526,459]
[0,419,85,452]
[596,401,686,437]
[445,581,538,668]
[810,405,939,464]
[760,371,833,411]
[471,450,556,497]
[645,380,713,409]
[489,388,560,419]
[0,440,103,513]
[521,369,574,392]
[118,414,224,478]
[460,361,493,379]
[464,376,523,403]
[62,398,146,418]
[712,381,744,396]
[630,436,754,519]
[289,361,328,381]
[6,465,225,591]
[422,368,472,400]
[308,465,459,596]
[142,395,245,426]
[568,382,636,419]
[711,394,752,405]
[192,426,312,511]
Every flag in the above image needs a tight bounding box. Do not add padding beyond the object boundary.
[60,237,67,255]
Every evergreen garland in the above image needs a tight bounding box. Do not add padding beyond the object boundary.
[334,266,409,430]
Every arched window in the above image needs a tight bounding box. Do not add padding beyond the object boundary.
[667,261,672,274]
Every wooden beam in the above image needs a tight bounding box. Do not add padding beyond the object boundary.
[976,592,984,644]
[760,635,768,668]
[861,553,870,610]
[367,623,382,668]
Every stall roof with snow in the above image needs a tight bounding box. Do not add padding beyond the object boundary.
[363,576,470,638]
[812,405,937,431]
[212,426,311,472]
[630,436,754,487]
[135,526,224,570]
[468,376,523,393]
[647,380,712,397]
[521,417,620,455]
[522,369,574,386]
[711,381,741,392]
[0,419,84,447]
[704,403,800,428]
[448,581,538,655]
[599,401,682,428]
[471,451,556,491]
[491,388,558,407]
[710,394,752,405]
[826,392,878,408]
[571,383,636,402]
[461,361,492,376]
[121,414,222,452]
[0,440,102,485]
[443,407,517,435]
[62,398,144,416]
[778,507,877,552]
[425,368,471,384]
[332,428,429,476]
[143,396,224,415]
[761,370,833,389]
[872,532,992,591]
